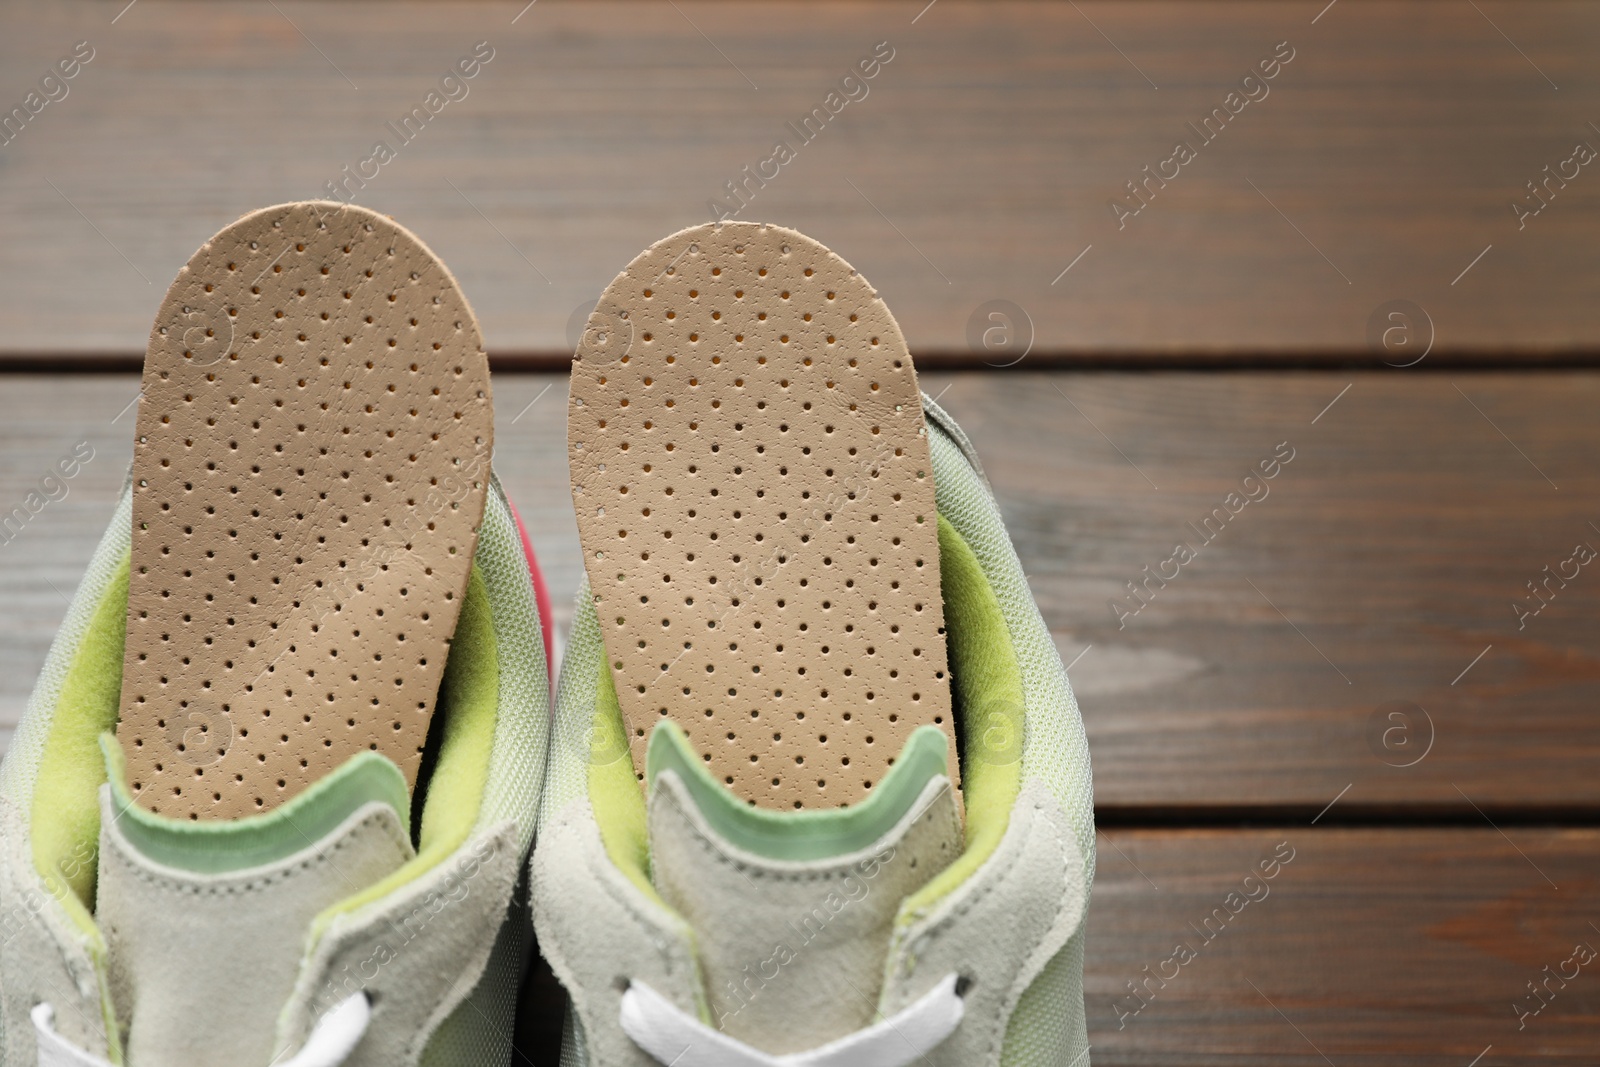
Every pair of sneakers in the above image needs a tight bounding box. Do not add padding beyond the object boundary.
[0,202,1093,1067]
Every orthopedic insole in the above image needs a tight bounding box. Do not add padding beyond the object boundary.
[119,201,492,819]
[569,222,958,810]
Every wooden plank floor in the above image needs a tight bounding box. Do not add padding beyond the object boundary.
[4,2,1600,363]
[5,1,1598,1063]
[1088,829,1599,1065]
[936,371,1600,816]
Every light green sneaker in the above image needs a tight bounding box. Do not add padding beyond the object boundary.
[0,203,552,1067]
[532,222,1094,1066]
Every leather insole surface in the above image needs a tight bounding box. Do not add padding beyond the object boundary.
[569,222,958,809]
[120,201,492,819]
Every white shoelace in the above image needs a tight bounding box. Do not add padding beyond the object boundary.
[619,973,964,1067]
[32,993,371,1067]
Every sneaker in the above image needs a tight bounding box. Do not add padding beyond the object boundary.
[0,202,552,1067]
[533,222,1094,1066]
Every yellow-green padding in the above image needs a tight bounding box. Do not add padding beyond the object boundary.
[896,516,1025,923]
[31,553,129,923]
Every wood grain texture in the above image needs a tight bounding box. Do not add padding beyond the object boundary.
[923,369,1600,813]
[5,371,1599,815]
[1088,829,1600,1064]
[2,2,1599,364]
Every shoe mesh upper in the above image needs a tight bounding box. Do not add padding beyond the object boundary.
[417,474,551,1067]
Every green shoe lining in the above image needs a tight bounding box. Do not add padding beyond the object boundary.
[101,740,409,875]
[31,552,129,920]
[646,720,951,862]
[589,661,659,900]
[897,515,1025,921]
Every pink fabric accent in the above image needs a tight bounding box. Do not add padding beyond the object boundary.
[506,496,555,680]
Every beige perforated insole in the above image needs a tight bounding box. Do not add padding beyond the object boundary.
[119,201,492,820]
[569,222,958,810]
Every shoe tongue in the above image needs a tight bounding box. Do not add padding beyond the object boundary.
[96,737,415,1067]
[645,724,963,1054]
